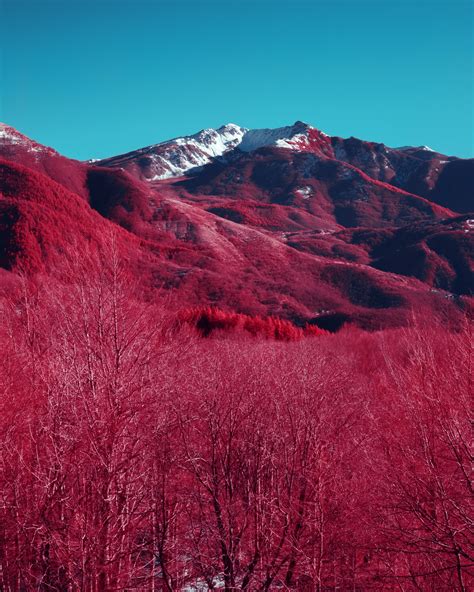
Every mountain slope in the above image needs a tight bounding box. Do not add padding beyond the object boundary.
[0,122,472,329]
[0,123,90,199]
[0,159,142,273]
[92,119,473,214]
[176,146,454,229]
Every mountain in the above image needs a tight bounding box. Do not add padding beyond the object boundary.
[1,121,472,330]
[92,120,473,211]
[0,123,90,199]
[95,121,336,181]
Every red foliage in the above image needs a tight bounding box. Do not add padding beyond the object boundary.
[1,124,473,590]
[0,267,472,591]
[178,306,328,340]
[0,125,89,199]
[289,126,336,158]
[1,128,472,331]
[86,166,154,231]
[0,159,149,278]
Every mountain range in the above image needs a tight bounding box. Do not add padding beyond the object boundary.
[1,120,472,330]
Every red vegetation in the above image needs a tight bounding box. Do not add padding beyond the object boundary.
[0,124,472,591]
[178,306,328,339]
[0,261,472,591]
[86,166,154,230]
[0,124,90,199]
[290,126,336,157]
[0,159,141,274]
[0,126,472,331]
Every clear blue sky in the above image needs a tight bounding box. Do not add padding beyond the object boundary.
[1,0,473,160]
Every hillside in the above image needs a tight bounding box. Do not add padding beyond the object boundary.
[0,121,472,329]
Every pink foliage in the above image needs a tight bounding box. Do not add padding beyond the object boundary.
[178,306,327,340]
[0,261,472,591]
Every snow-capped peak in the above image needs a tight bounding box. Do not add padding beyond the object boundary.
[239,121,314,152]
[147,121,318,179]
[97,121,323,180]
[159,120,317,157]
[158,123,247,157]
[0,123,25,145]
[137,124,248,180]
[395,144,435,153]
[0,122,54,154]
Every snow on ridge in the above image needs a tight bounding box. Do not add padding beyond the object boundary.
[0,122,51,154]
[155,123,247,156]
[395,145,435,152]
[0,123,24,145]
[155,120,313,158]
[149,121,317,179]
[238,121,313,152]
[147,123,248,179]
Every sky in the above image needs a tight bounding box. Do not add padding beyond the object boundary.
[1,0,473,160]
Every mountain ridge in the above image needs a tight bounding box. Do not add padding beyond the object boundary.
[1,121,472,330]
[89,121,472,215]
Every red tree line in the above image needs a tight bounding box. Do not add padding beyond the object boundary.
[0,254,472,591]
[177,307,327,340]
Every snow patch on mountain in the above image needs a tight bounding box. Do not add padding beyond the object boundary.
[0,124,24,145]
[238,121,313,152]
[145,121,318,179]
[295,186,313,199]
[166,124,246,158]
[97,121,452,184]
[146,124,247,180]
[396,145,435,152]
[0,122,52,154]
